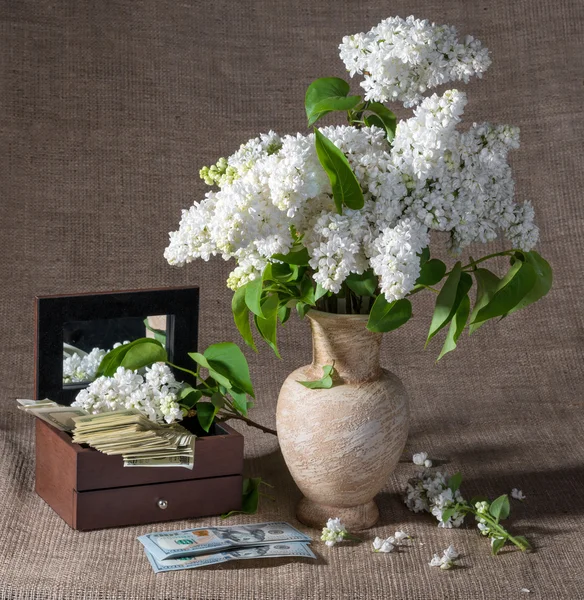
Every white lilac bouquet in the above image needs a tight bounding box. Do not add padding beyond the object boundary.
[165,15,551,358]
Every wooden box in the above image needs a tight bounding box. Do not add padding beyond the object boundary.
[35,419,244,531]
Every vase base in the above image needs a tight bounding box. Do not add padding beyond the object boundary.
[296,497,379,531]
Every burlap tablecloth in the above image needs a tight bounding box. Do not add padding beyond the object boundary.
[1,0,583,597]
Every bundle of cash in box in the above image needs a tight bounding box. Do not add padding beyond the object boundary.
[137,522,316,572]
[17,399,195,469]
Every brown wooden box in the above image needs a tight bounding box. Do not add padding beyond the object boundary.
[35,420,244,531]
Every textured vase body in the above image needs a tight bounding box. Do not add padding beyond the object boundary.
[276,310,409,530]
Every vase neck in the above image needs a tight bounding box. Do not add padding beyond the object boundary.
[308,310,382,383]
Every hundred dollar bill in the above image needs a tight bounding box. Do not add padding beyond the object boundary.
[22,406,88,431]
[138,522,312,561]
[144,542,316,573]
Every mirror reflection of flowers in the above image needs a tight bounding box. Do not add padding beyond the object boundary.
[63,342,129,384]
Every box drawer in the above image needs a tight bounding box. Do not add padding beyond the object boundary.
[73,475,243,530]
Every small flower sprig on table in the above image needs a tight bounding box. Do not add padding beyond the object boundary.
[321,518,361,547]
[429,545,460,570]
[404,468,532,555]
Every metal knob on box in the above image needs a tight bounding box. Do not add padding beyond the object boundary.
[157,499,168,510]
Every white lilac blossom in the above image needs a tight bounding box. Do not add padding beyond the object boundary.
[429,545,460,570]
[339,16,491,107]
[372,530,411,553]
[511,488,527,501]
[404,470,466,528]
[424,459,433,468]
[72,364,184,424]
[321,517,350,547]
[393,530,412,544]
[372,537,395,553]
[413,452,429,466]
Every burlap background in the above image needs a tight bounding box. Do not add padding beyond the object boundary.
[1,0,583,598]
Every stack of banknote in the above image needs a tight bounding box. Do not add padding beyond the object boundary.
[17,400,195,469]
[71,410,195,469]
[137,522,316,572]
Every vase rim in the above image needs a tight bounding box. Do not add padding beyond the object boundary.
[307,308,369,322]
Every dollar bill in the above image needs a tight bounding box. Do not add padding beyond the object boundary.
[144,542,316,573]
[22,406,88,431]
[138,522,312,561]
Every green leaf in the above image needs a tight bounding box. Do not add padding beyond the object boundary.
[298,364,334,389]
[438,294,470,360]
[419,247,430,267]
[441,507,456,523]
[416,259,446,287]
[96,343,132,377]
[204,342,255,398]
[210,392,225,410]
[305,77,361,126]
[188,352,232,390]
[299,276,316,305]
[315,283,328,301]
[309,96,362,126]
[179,387,202,409]
[296,301,310,319]
[489,494,511,522]
[472,261,537,325]
[277,305,291,325]
[232,286,257,351]
[491,537,506,556]
[221,477,273,519]
[366,102,397,141]
[447,472,463,493]
[230,389,248,417]
[195,401,218,432]
[514,535,532,552]
[364,115,385,130]
[426,262,462,345]
[345,269,378,296]
[143,318,167,344]
[120,339,167,371]
[367,296,412,333]
[506,251,552,314]
[469,268,501,335]
[254,294,280,357]
[266,262,299,283]
[314,128,364,213]
[272,247,310,266]
[244,277,264,318]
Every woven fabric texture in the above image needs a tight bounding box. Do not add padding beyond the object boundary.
[0,0,583,598]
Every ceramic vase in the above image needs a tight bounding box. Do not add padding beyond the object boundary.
[276,309,409,530]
